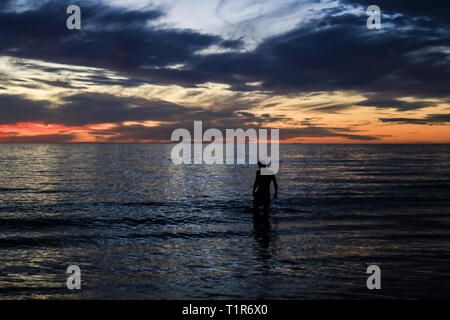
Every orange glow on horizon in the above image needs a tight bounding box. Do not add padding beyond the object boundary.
[0,121,449,143]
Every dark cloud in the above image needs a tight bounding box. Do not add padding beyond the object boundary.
[0,0,12,10]
[86,121,380,143]
[0,133,75,143]
[304,94,438,113]
[310,103,356,113]
[220,39,245,49]
[380,114,450,125]
[0,94,52,124]
[191,12,449,99]
[280,126,381,141]
[57,93,209,126]
[341,0,450,24]
[355,96,438,111]
[0,0,221,75]
[31,79,86,89]
[0,93,229,126]
[89,123,172,142]
[0,92,281,127]
[1,0,448,102]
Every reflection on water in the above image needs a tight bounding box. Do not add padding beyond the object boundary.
[0,144,450,299]
[253,212,274,260]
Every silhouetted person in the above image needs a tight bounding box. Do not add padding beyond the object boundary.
[253,161,278,213]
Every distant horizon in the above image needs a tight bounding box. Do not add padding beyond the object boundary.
[1,141,449,145]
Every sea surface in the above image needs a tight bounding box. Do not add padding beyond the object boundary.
[0,144,449,299]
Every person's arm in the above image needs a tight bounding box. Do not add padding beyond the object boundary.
[272,175,278,199]
[253,171,260,195]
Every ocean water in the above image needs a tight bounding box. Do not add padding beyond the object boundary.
[0,143,449,299]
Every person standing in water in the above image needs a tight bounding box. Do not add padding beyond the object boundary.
[253,161,278,212]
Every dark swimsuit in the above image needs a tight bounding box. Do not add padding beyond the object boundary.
[254,170,273,209]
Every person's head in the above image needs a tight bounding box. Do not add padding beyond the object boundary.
[257,160,266,168]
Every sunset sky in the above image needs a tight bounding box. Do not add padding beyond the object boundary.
[0,0,449,143]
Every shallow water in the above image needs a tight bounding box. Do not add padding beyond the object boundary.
[0,144,449,299]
